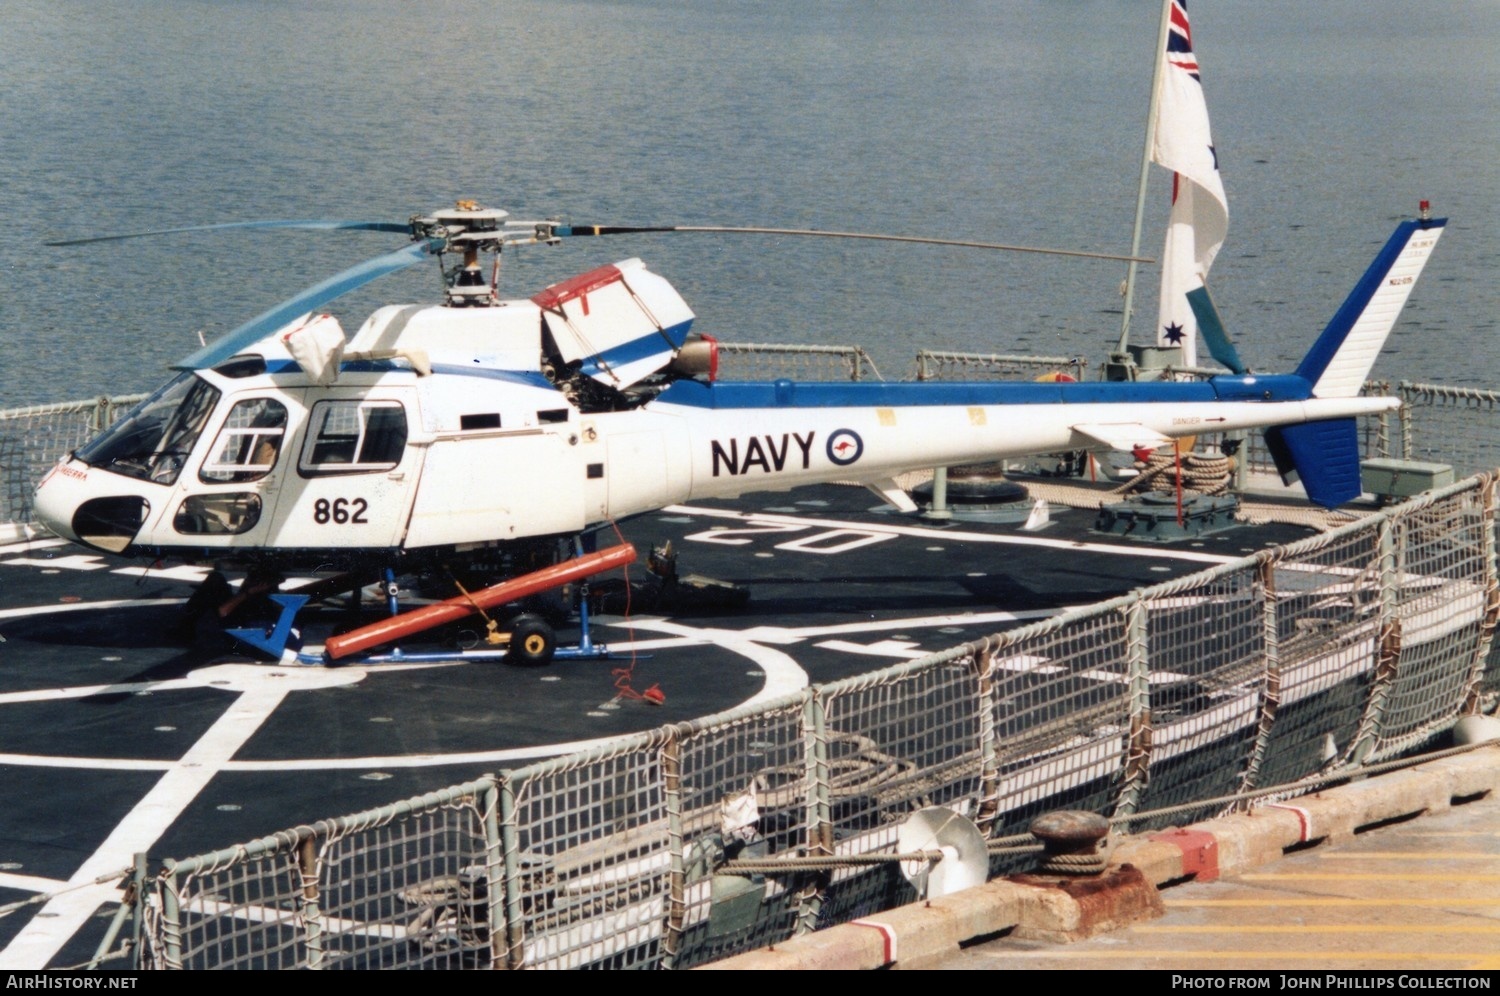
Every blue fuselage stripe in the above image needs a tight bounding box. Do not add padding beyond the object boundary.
[651,374,1312,409]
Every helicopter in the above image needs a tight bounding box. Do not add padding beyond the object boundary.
[31,202,1444,662]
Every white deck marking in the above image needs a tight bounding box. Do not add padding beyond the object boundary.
[0,872,72,894]
[989,651,1194,685]
[0,676,208,705]
[200,622,812,769]
[735,607,1060,643]
[815,639,926,659]
[180,895,404,939]
[990,653,1056,673]
[0,538,70,556]
[110,563,215,583]
[665,504,1241,564]
[0,555,107,571]
[0,525,50,546]
[0,597,184,620]
[603,636,700,652]
[0,753,175,771]
[611,618,807,700]
[0,626,803,777]
[0,665,367,969]
[0,680,295,969]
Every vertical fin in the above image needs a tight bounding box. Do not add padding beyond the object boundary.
[1296,217,1446,398]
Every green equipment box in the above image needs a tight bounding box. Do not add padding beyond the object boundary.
[1360,458,1455,499]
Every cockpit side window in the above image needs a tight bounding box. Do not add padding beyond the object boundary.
[76,374,222,486]
[298,400,407,476]
[200,398,288,483]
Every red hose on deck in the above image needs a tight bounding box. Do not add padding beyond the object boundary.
[324,542,637,661]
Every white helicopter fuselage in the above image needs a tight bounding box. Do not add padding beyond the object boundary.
[32,212,1442,566]
[30,341,1392,563]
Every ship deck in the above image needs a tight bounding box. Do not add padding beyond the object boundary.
[0,478,1346,968]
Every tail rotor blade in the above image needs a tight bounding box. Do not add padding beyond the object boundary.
[1186,285,1247,374]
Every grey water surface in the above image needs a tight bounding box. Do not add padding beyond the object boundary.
[1,0,1495,405]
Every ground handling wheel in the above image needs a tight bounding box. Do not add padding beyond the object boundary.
[506,613,556,666]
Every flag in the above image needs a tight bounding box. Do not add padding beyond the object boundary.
[1154,0,1228,368]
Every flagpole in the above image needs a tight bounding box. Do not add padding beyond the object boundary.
[1117,0,1176,352]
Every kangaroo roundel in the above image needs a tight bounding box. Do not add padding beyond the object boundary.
[826,429,864,467]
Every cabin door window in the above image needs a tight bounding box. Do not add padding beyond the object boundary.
[200,398,288,483]
[297,400,408,475]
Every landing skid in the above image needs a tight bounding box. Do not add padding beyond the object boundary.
[224,543,645,667]
[225,592,310,660]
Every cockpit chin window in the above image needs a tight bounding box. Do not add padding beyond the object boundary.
[76,374,222,486]
[173,493,262,535]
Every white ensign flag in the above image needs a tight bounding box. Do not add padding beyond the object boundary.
[1154,0,1228,368]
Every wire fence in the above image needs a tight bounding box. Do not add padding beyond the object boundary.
[912,350,1087,382]
[715,342,883,382]
[1394,382,1500,478]
[138,473,1497,970]
[0,395,145,524]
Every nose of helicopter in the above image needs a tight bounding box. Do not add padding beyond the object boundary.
[32,459,151,554]
[32,459,85,543]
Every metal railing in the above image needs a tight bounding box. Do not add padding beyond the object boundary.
[137,474,1498,969]
[1394,381,1500,477]
[912,350,1086,382]
[0,394,146,524]
[715,342,883,382]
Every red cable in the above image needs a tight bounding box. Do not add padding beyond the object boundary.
[605,521,664,705]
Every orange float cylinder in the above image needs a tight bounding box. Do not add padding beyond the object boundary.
[324,542,636,661]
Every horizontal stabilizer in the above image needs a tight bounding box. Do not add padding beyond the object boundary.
[1070,422,1171,452]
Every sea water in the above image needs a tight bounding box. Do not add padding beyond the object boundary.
[0,0,1495,406]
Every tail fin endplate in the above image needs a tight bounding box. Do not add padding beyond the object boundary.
[1265,418,1362,508]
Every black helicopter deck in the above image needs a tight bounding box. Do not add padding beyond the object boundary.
[0,480,1318,968]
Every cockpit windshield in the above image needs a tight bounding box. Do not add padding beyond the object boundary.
[76,373,222,485]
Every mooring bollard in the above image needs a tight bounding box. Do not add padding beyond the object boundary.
[1028,810,1111,876]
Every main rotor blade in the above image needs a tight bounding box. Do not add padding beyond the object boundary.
[47,219,411,247]
[553,224,1152,264]
[173,238,441,370]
